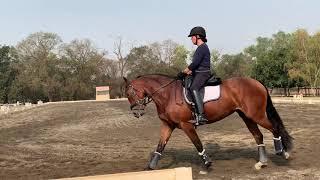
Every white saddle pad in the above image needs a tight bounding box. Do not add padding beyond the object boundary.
[203,85,221,102]
[184,85,221,104]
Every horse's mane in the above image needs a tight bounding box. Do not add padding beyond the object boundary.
[136,74,176,80]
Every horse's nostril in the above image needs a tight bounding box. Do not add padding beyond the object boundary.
[133,112,140,118]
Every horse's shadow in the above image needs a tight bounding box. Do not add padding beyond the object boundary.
[158,143,289,169]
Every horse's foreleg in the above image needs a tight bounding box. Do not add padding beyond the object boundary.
[180,122,212,168]
[146,121,174,170]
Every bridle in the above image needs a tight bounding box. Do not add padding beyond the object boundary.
[127,84,152,110]
[127,79,176,111]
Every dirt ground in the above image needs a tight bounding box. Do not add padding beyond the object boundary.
[0,100,319,180]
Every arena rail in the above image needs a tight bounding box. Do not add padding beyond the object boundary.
[271,97,320,104]
[55,167,192,180]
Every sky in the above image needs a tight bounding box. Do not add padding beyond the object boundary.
[1,0,320,56]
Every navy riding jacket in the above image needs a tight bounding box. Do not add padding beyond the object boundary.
[188,43,211,73]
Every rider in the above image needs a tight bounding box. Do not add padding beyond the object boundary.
[183,26,211,126]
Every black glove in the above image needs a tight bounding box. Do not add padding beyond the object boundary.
[176,72,186,80]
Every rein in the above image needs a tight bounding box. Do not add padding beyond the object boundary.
[149,79,176,97]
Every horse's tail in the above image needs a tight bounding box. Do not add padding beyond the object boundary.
[265,88,293,151]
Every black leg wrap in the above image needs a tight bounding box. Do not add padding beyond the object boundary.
[258,144,268,163]
[198,150,212,168]
[148,152,161,170]
[273,137,284,155]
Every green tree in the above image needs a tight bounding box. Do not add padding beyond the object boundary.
[0,46,17,103]
[171,45,188,70]
[126,42,189,78]
[126,45,158,78]
[158,44,189,76]
[245,32,293,95]
[214,53,252,79]
[210,49,221,74]
[286,29,320,93]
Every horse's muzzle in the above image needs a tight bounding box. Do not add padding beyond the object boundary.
[131,104,146,118]
[133,110,145,118]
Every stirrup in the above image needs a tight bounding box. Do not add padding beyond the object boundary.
[188,115,207,126]
[188,119,197,124]
[198,118,208,125]
[188,119,203,126]
[197,114,208,125]
[188,119,202,127]
[197,119,208,126]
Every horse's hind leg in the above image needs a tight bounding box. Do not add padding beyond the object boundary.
[248,113,291,160]
[250,113,291,160]
[238,111,268,170]
[180,122,212,168]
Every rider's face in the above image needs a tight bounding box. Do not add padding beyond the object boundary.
[191,36,197,45]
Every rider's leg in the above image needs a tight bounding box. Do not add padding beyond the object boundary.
[191,90,207,125]
[189,72,210,126]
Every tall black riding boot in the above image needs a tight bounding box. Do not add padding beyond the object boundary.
[192,90,208,126]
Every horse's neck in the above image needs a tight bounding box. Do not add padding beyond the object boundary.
[142,77,173,105]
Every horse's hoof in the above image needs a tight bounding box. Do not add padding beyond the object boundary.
[199,170,208,175]
[254,161,267,170]
[204,161,212,169]
[282,151,290,160]
[144,166,154,171]
[206,161,212,167]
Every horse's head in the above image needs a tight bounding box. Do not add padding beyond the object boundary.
[123,77,151,118]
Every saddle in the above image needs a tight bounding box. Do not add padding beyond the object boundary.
[182,75,222,105]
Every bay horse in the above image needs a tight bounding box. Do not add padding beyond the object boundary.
[123,74,293,170]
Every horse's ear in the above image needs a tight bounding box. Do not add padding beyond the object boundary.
[123,77,128,84]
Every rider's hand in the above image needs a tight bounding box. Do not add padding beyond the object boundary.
[176,72,186,80]
[183,68,192,75]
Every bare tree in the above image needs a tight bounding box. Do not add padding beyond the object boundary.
[113,36,130,78]
[59,39,107,100]
[16,32,62,102]
[150,39,178,66]
[103,58,119,80]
